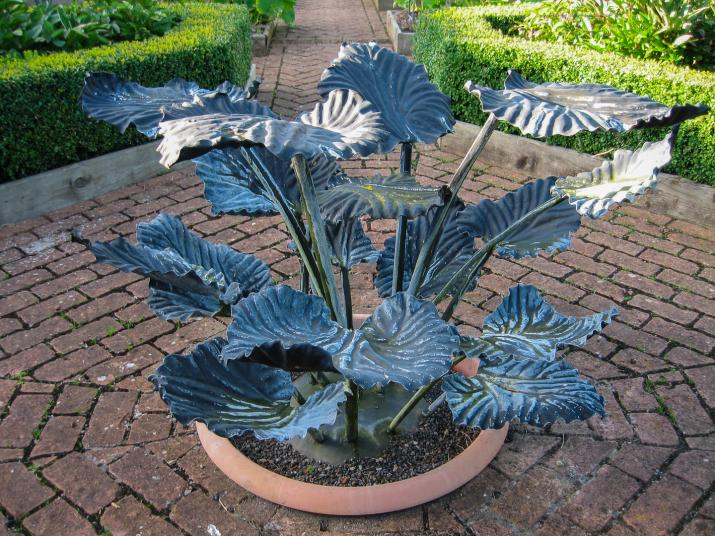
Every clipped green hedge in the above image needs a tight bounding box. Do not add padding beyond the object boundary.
[414,5,715,185]
[0,2,251,182]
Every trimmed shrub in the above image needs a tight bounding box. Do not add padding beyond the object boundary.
[0,2,252,182]
[414,4,715,185]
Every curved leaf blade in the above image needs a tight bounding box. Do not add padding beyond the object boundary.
[457,177,581,258]
[318,42,455,150]
[443,355,606,429]
[157,89,388,166]
[150,338,346,440]
[553,132,674,218]
[318,174,447,222]
[466,71,708,138]
[465,284,618,361]
[326,219,380,268]
[335,292,458,390]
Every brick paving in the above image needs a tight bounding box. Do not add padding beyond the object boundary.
[1,0,714,534]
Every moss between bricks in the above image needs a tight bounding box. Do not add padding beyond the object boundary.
[0,2,252,182]
[413,4,715,186]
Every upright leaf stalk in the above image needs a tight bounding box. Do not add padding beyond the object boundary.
[392,142,413,295]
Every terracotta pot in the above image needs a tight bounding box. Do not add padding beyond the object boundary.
[196,341,508,515]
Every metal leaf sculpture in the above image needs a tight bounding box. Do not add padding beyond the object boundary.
[157,89,388,166]
[326,219,380,268]
[223,286,458,389]
[442,354,606,429]
[375,204,474,298]
[317,174,448,222]
[318,42,455,150]
[81,72,275,138]
[194,147,341,216]
[553,131,675,218]
[466,70,709,138]
[74,214,272,320]
[461,284,617,362]
[457,177,581,258]
[151,338,346,440]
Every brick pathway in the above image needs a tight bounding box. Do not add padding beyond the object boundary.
[1,0,714,534]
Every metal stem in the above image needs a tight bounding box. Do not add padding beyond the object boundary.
[407,113,499,296]
[392,142,413,295]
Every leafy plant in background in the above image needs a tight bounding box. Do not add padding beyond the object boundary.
[0,0,180,56]
[203,0,295,25]
[517,0,715,69]
[75,43,706,460]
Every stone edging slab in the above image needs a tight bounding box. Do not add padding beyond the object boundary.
[386,10,413,56]
[439,120,715,229]
[252,20,278,57]
[0,142,191,225]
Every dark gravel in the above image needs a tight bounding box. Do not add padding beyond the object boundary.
[230,405,480,486]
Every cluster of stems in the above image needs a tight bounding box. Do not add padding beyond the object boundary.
[283,114,567,442]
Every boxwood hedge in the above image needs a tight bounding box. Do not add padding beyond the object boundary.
[0,2,252,182]
[414,4,715,185]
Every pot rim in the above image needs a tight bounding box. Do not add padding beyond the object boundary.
[196,421,508,516]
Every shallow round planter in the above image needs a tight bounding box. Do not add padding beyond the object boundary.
[196,351,508,515]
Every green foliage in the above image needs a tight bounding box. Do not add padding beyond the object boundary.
[0,2,252,182]
[0,0,181,55]
[413,4,715,185]
[516,0,715,68]
[209,0,295,25]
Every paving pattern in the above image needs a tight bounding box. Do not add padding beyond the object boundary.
[1,0,714,534]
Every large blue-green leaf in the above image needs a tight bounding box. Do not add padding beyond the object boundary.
[462,284,617,362]
[375,204,474,298]
[457,177,581,259]
[317,174,447,222]
[326,219,380,268]
[150,338,346,441]
[80,72,275,138]
[553,132,674,219]
[466,71,708,138]
[318,42,455,150]
[75,213,272,320]
[194,147,341,216]
[443,354,605,429]
[224,286,458,389]
[157,89,388,166]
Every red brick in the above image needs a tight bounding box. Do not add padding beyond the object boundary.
[681,517,715,536]
[16,290,87,326]
[31,415,85,457]
[50,316,121,354]
[0,344,55,377]
[3,248,65,276]
[556,250,616,277]
[47,250,95,275]
[34,345,110,382]
[0,379,15,409]
[83,390,137,448]
[101,495,182,536]
[568,272,625,301]
[492,433,560,478]
[102,317,173,354]
[581,294,649,327]
[43,452,120,514]
[562,465,640,532]
[669,450,715,490]
[566,351,626,380]
[33,269,97,299]
[0,316,70,353]
[0,462,55,517]
[665,346,712,367]
[674,291,715,316]
[657,384,713,435]
[669,220,715,242]
[612,377,657,412]
[629,294,698,325]
[598,250,659,276]
[154,317,226,355]
[84,344,162,385]
[639,249,699,274]
[623,475,700,534]
[685,366,715,409]
[127,413,172,444]
[644,317,713,354]
[79,271,143,298]
[610,443,673,481]
[0,290,38,315]
[628,231,682,255]
[0,394,52,448]
[53,384,97,415]
[605,325,668,358]
[631,413,679,446]
[681,248,715,268]
[669,232,715,253]
[110,448,187,509]
[613,271,674,299]
[0,317,21,337]
[67,292,134,324]
[586,231,643,256]
[659,269,714,298]
[170,491,258,535]
[521,272,585,302]
[24,498,96,535]
[546,436,615,478]
[589,386,633,440]
[0,268,53,296]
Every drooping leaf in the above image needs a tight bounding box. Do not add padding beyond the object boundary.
[457,177,581,258]
[318,174,447,222]
[466,71,709,138]
[318,42,455,150]
[157,89,388,166]
[75,214,272,320]
[224,286,458,389]
[194,147,341,216]
[553,132,675,218]
[80,72,275,138]
[150,337,347,441]
[461,284,617,362]
[375,204,474,298]
[326,219,380,268]
[443,354,606,429]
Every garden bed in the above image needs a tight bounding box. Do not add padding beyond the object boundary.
[0,2,252,183]
[414,4,715,185]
